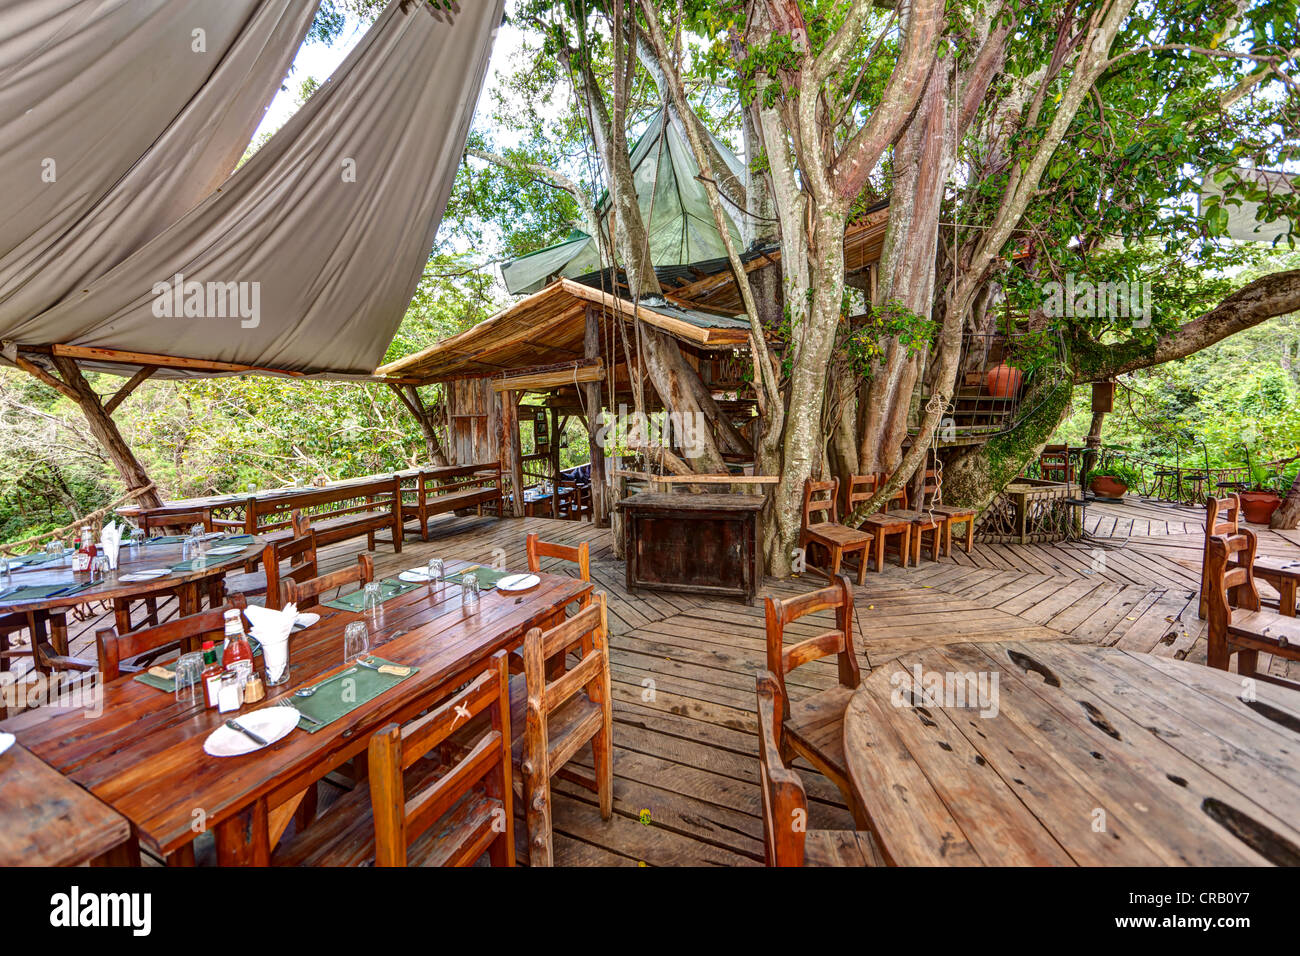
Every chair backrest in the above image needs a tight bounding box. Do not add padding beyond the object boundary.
[914,469,945,509]
[1206,495,1240,538]
[519,591,610,781]
[367,651,513,866]
[96,597,247,682]
[149,509,212,536]
[283,553,373,609]
[846,473,907,514]
[802,478,840,529]
[525,533,590,582]
[764,576,860,709]
[262,512,318,610]
[1205,530,1261,633]
[756,670,808,867]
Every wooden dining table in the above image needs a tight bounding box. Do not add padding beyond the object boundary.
[842,640,1300,866]
[0,535,264,668]
[1,560,590,865]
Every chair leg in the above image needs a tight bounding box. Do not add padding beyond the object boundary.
[524,775,554,867]
[899,526,910,567]
[943,522,952,557]
[1237,649,1259,680]
[874,533,885,574]
[829,546,843,579]
[1207,628,1229,671]
[855,547,867,586]
[965,518,975,553]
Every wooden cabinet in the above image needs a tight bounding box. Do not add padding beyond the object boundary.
[617,493,763,604]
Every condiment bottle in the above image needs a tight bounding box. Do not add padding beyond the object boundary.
[201,640,223,708]
[221,609,254,685]
[71,527,96,575]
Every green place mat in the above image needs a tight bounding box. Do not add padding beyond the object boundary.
[145,535,185,545]
[0,581,94,601]
[169,547,255,574]
[5,549,71,568]
[448,565,513,591]
[323,578,420,611]
[279,656,418,732]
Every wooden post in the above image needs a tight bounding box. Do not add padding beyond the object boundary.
[584,306,608,527]
[502,391,525,518]
[49,356,164,511]
[549,408,561,519]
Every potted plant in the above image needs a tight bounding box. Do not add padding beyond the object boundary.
[1087,461,1141,499]
[1239,462,1283,524]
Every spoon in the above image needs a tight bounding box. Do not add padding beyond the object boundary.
[295,666,358,698]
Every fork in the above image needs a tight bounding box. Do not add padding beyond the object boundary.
[273,697,321,727]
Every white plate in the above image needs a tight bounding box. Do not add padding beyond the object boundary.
[203,707,301,757]
[497,573,540,593]
[398,568,432,583]
[206,545,246,556]
[293,612,320,629]
[0,732,13,757]
[119,569,171,582]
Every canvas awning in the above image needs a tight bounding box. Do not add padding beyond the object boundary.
[2,0,504,380]
[0,0,321,327]
[375,278,752,384]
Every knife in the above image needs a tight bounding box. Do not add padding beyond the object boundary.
[225,718,268,746]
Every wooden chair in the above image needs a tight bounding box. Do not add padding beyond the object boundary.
[1205,530,1300,691]
[282,553,373,610]
[1199,495,1240,619]
[260,511,319,610]
[799,478,872,585]
[845,474,911,571]
[526,533,591,585]
[512,591,614,865]
[1039,444,1073,483]
[755,671,881,866]
[764,577,869,826]
[143,508,212,537]
[273,652,515,867]
[916,469,977,556]
[96,597,247,682]
[890,482,945,565]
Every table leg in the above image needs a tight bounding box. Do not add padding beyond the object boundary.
[114,600,132,635]
[1280,580,1297,617]
[215,797,271,866]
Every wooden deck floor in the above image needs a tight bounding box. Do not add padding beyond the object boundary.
[8,496,1299,865]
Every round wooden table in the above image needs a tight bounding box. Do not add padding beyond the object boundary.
[842,640,1300,866]
[0,536,263,669]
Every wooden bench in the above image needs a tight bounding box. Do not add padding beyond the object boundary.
[216,476,403,555]
[1205,528,1300,691]
[399,463,502,541]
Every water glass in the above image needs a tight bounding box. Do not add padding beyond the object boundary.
[45,540,64,564]
[174,652,204,705]
[426,557,445,584]
[343,621,370,664]
[361,580,383,616]
[90,554,110,584]
[461,572,480,612]
[1,555,11,582]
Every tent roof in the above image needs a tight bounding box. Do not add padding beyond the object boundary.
[375,278,751,384]
[499,109,746,296]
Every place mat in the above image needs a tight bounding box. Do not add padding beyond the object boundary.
[169,547,255,574]
[281,656,418,732]
[323,578,421,611]
[4,549,70,568]
[0,581,95,602]
[448,565,513,591]
[145,535,185,545]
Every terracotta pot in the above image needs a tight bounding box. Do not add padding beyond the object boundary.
[985,364,1023,398]
[1239,490,1282,524]
[1088,476,1129,499]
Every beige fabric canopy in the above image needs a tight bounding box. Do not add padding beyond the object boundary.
[0,0,320,327]
[3,0,504,378]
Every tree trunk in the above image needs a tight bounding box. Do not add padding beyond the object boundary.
[584,306,609,526]
[49,357,164,511]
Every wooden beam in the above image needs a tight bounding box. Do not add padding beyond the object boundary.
[491,359,605,393]
[8,354,78,401]
[584,306,608,527]
[104,365,156,415]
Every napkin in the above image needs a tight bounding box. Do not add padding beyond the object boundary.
[243,602,297,684]
[100,522,122,570]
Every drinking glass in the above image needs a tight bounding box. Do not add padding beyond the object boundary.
[343,621,370,664]
[90,554,110,584]
[45,540,64,564]
[1,555,11,583]
[426,557,445,584]
[461,572,480,612]
[174,652,204,705]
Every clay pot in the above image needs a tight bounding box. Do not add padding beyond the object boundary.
[1088,476,1129,499]
[985,364,1023,398]
[1239,491,1282,525]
